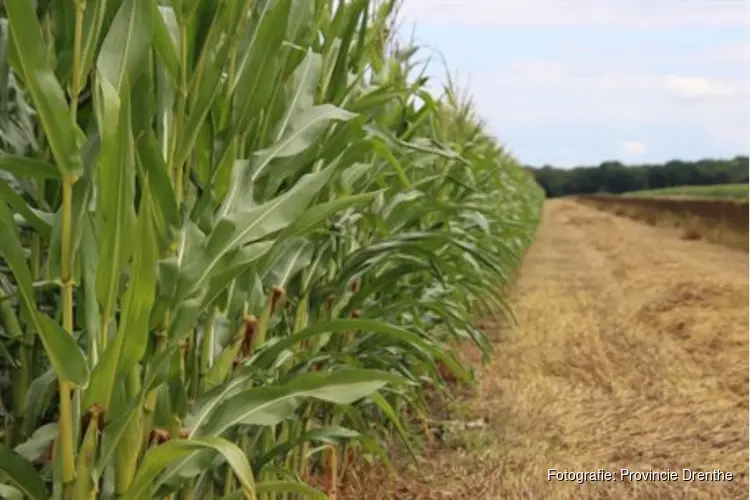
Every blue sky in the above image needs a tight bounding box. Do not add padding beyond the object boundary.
[396,0,749,168]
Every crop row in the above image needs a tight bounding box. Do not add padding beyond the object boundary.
[0,1,543,499]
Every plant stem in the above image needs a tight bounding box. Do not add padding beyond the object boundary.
[298,407,313,484]
[60,2,86,495]
[71,2,84,125]
[281,421,295,500]
[223,458,235,495]
[250,288,283,355]
[73,406,102,499]
[168,22,189,205]
[258,430,272,500]
[59,175,77,498]
[143,328,168,440]
[326,445,338,500]
[199,308,217,393]
[1,297,24,446]
[188,328,199,399]
[115,367,143,495]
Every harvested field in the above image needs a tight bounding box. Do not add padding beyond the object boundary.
[577,195,749,250]
[627,184,749,200]
[344,199,748,500]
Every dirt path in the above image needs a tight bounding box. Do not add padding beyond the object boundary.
[346,199,748,499]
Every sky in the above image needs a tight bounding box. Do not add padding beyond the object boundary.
[395,0,750,168]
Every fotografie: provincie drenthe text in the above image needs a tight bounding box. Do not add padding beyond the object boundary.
[548,469,734,484]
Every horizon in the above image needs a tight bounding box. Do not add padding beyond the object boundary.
[524,153,749,170]
[395,0,750,170]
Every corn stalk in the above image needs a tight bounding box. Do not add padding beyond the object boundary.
[0,0,543,499]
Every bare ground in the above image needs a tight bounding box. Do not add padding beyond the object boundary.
[342,199,749,499]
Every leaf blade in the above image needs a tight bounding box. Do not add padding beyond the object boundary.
[0,200,89,386]
[0,444,47,500]
[3,0,83,177]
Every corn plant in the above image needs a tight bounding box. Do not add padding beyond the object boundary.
[0,0,543,498]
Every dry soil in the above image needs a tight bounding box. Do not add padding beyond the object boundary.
[344,199,749,500]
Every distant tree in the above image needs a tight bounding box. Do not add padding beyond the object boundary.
[527,156,749,197]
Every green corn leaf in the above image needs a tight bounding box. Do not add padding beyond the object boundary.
[324,0,367,104]
[200,241,276,308]
[201,334,244,391]
[181,166,337,297]
[76,0,109,88]
[13,423,58,463]
[3,0,83,177]
[0,484,25,500]
[93,75,137,327]
[44,163,93,281]
[80,216,101,362]
[97,0,152,94]
[0,444,47,500]
[286,0,316,44]
[0,155,60,180]
[172,2,237,171]
[135,130,180,231]
[256,481,326,499]
[250,104,357,182]
[35,313,90,387]
[260,238,314,288]
[148,3,181,87]
[93,0,150,326]
[218,481,326,500]
[0,181,52,239]
[252,426,359,473]
[84,181,158,411]
[196,369,405,436]
[278,192,378,241]
[253,318,468,383]
[271,48,323,142]
[0,200,89,386]
[230,0,291,135]
[0,334,14,365]
[369,391,418,463]
[22,370,57,437]
[123,437,256,500]
[184,371,255,437]
[94,396,144,475]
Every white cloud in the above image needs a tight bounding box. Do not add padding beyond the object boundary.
[688,43,750,66]
[396,0,749,162]
[623,141,647,157]
[459,61,738,124]
[445,57,747,124]
[398,0,748,28]
[471,61,654,91]
[455,61,748,160]
[662,75,739,98]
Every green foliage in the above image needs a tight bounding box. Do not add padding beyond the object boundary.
[530,156,749,197]
[0,0,543,498]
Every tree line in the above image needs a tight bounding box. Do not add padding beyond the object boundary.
[528,156,749,198]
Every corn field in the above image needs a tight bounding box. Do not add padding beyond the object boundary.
[0,0,543,498]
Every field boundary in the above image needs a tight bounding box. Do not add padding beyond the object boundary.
[578,194,748,230]
[626,183,748,199]
[576,194,748,250]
